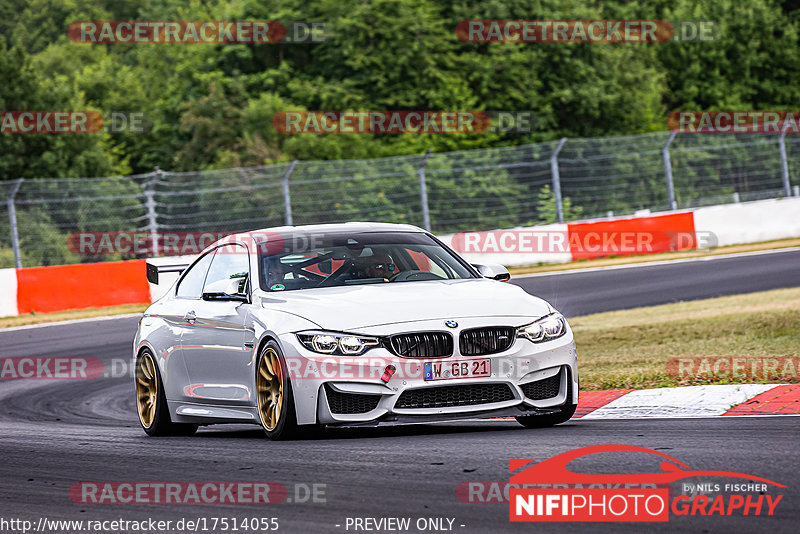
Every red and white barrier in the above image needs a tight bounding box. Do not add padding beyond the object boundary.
[693,197,800,247]
[11,260,152,315]
[1,197,798,317]
[574,384,800,418]
[442,210,699,265]
[444,196,800,266]
[0,268,18,317]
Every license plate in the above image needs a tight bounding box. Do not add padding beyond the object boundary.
[423,358,491,381]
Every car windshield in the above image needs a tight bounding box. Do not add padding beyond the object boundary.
[258,231,475,291]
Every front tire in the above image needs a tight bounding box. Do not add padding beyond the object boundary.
[256,341,298,440]
[135,349,198,437]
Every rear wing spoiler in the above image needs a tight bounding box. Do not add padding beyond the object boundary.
[146,260,191,285]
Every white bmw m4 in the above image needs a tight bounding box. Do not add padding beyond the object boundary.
[134,222,578,439]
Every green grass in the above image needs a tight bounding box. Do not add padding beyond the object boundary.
[572,287,800,390]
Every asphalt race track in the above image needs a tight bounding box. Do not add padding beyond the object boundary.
[512,247,800,317]
[1,249,799,533]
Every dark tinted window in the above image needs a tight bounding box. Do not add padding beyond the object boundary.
[258,232,475,291]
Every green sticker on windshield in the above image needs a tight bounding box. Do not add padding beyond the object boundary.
[270,284,285,291]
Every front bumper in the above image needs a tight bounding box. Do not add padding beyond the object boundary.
[280,317,578,426]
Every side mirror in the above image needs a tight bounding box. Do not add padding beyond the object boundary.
[202,276,249,302]
[472,263,511,282]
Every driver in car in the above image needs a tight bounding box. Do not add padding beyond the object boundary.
[364,253,399,281]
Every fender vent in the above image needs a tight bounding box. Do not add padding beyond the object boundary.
[520,369,562,400]
[325,385,381,414]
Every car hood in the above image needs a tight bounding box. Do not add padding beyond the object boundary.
[257,279,552,331]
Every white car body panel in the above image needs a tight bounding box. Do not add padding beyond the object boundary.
[134,222,579,430]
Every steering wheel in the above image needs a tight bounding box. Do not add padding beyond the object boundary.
[316,258,358,287]
[389,270,444,282]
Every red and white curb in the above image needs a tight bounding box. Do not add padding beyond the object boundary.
[575,384,800,419]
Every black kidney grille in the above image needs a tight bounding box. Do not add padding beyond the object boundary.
[520,369,562,400]
[389,332,453,358]
[459,326,516,356]
[395,383,514,409]
[325,385,381,414]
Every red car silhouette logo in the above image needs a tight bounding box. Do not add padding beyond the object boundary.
[510,444,785,487]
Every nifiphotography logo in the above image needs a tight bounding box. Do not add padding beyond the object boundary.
[509,445,785,522]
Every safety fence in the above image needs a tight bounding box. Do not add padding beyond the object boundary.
[2,131,800,268]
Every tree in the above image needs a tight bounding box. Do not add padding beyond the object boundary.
[536,184,583,224]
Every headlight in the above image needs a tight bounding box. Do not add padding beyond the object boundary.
[297,331,380,355]
[518,313,567,343]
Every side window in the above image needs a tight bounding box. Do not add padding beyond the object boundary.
[176,252,214,299]
[203,244,250,295]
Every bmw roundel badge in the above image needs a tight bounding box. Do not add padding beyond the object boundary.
[445,320,458,328]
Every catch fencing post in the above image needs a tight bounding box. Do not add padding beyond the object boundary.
[663,131,678,210]
[7,178,24,269]
[778,124,792,197]
[550,138,567,223]
[418,149,432,231]
[282,160,298,226]
[146,169,160,257]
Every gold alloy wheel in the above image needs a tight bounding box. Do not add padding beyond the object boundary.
[256,348,284,431]
[136,352,158,428]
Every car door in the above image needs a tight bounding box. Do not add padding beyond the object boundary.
[161,250,215,402]
[180,244,254,405]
